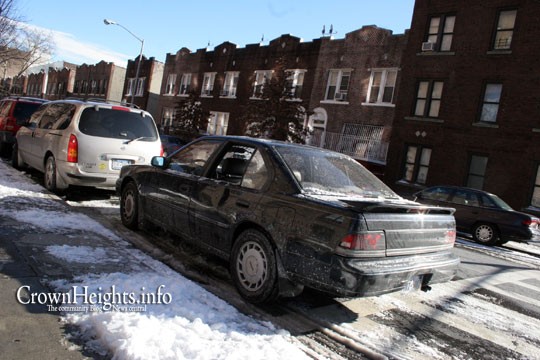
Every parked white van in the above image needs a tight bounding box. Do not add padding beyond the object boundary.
[13,99,162,192]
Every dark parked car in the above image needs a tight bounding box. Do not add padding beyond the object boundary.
[117,136,459,303]
[160,134,186,156]
[0,96,47,155]
[414,185,540,246]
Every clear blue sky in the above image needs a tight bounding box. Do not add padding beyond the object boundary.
[18,0,415,67]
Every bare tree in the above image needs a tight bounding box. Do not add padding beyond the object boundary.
[171,91,210,140]
[0,0,54,78]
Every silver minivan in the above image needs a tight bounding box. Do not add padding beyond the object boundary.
[13,99,162,191]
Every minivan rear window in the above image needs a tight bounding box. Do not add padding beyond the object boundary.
[78,108,158,140]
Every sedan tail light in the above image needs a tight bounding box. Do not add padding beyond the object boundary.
[67,134,78,163]
[337,231,386,257]
[523,218,540,228]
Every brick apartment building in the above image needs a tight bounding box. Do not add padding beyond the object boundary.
[72,61,126,103]
[156,27,406,170]
[157,34,321,138]
[123,56,164,116]
[45,64,76,100]
[385,0,540,212]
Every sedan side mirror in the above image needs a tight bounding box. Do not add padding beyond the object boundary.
[151,156,166,168]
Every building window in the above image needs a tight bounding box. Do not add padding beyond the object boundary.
[126,78,135,96]
[207,112,229,135]
[493,9,517,50]
[325,69,351,102]
[286,69,306,99]
[425,15,456,52]
[74,81,80,94]
[165,74,177,95]
[252,70,272,98]
[101,79,108,95]
[366,69,397,105]
[221,71,239,97]
[179,73,192,95]
[414,80,443,118]
[201,72,216,97]
[90,80,97,95]
[403,145,432,184]
[466,155,488,189]
[531,165,540,207]
[135,77,145,96]
[479,83,502,123]
[162,107,175,129]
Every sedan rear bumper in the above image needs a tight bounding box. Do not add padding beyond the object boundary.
[288,250,460,297]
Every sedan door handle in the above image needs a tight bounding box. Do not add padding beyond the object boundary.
[236,200,250,208]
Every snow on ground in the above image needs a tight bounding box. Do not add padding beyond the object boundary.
[0,161,308,360]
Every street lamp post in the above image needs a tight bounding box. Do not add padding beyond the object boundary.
[103,19,144,106]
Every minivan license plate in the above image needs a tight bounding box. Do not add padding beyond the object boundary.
[112,159,131,170]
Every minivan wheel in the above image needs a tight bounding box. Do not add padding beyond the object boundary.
[44,156,58,192]
[473,223,500,246]
[230,229,278,303]
[121,182,139,230]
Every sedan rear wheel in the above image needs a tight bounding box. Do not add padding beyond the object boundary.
[473,223,500,246]
[121,182,139,230]
[230,229,278,303]
[44,156,57,192]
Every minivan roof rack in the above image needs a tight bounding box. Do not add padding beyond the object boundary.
[86,97,140,109]
[2,96,47,102]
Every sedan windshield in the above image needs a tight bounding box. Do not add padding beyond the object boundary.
[275,145,399,199]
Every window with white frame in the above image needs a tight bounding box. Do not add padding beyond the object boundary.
[162,107,175,128]
[466,155,488,189]
[165,74,177,95]
[403,145,432,184]
[286,69,306,99]
[126,78,136,96]
[201,72,216,96]
[425,14,456,52]
[325,69,351,102]
[366,69,397,105]
[479,83,502,123]
[207,112,229,135]
[252,70,273,98]
[531,165,540,207]
[414,80,444,118]
[135,77,145,96]
[221,71,239,97]
[179,73,192,95]
[493,9,517,50]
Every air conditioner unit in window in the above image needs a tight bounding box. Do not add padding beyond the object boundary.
[334,92,347,101]
[422,42,435,51]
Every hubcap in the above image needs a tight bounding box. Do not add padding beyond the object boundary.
[45,158,54,188]
[236,241,267,291]
[476,225,493,242]
[123,191,134,220]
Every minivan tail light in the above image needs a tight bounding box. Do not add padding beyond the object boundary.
[67,134,78,163]
[160,143,164,156]
[337,231,386,257]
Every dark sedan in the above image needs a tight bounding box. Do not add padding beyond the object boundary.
[117,136,459,303]
[414,185,540,246]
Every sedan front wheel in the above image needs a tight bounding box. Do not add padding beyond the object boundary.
[230,229,278,303]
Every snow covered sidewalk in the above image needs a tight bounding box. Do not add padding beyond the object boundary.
[0,161,308,359]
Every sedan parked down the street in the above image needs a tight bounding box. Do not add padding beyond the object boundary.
[116,136,460,303]
[13,99,162,192]
[414,185,540,246]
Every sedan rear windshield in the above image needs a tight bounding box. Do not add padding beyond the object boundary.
[275,146,399,199]
[78,108,158,140]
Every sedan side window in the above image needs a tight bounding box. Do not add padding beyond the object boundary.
[422,187,451,201]
[168,140,221,175]
[242,150,269,190]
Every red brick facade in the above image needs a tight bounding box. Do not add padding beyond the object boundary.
[385,0,540,212]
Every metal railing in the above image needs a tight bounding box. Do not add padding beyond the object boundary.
[307,125,389,164]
